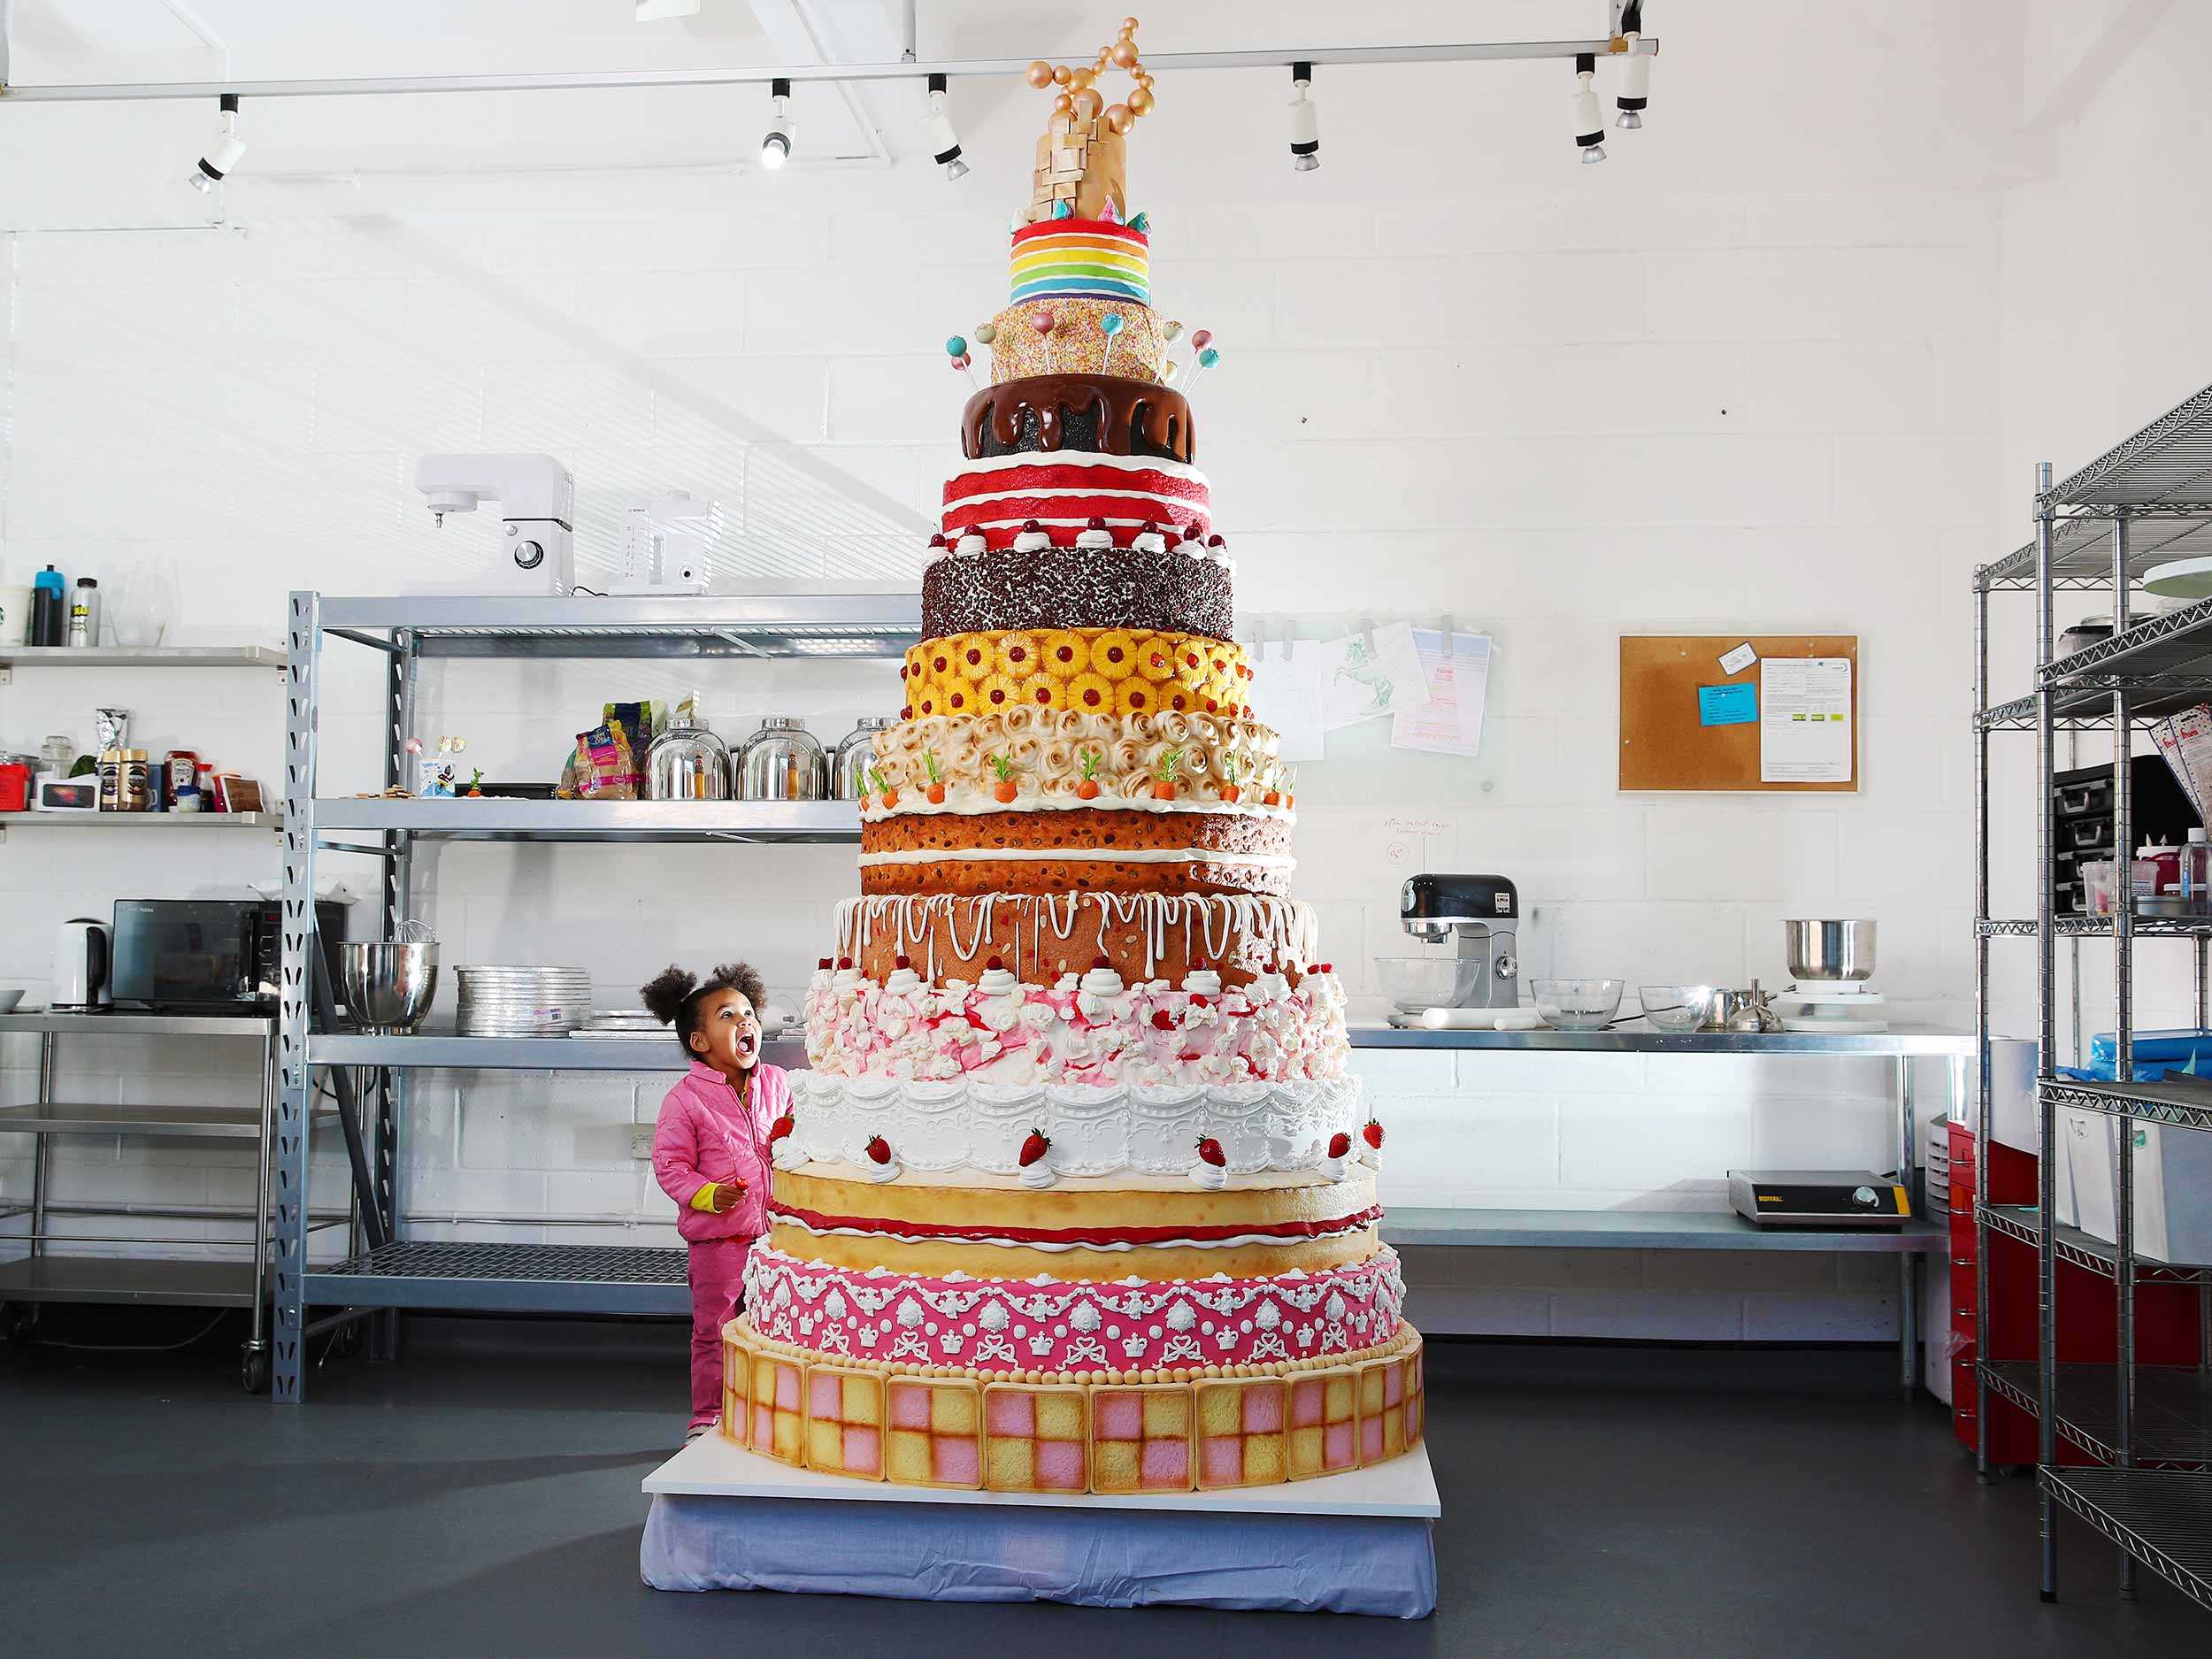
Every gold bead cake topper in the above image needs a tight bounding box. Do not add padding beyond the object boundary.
[1023,19,1154,225]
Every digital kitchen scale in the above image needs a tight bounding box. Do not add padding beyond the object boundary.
[1728,1169,1911,1229]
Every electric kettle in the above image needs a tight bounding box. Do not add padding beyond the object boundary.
[53,918,111,1010]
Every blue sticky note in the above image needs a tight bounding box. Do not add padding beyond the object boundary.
[1698,682,1757,726]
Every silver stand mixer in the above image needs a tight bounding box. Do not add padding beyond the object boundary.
[1377,874,1522,1022]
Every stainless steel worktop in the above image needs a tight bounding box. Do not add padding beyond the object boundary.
[1350,1022,2013,1057]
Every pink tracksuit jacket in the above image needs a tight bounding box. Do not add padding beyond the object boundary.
[651,1060,789,1242]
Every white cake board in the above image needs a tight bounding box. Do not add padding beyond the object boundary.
[640,1432,1440,1615]
[644,1425,1440,1516]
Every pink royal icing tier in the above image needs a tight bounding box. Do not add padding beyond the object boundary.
[803,966,1349,1087]
[743,1241,1405,1376]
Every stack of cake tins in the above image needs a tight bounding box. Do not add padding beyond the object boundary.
[455,965,593,1037]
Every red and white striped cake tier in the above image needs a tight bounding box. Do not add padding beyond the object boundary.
[941,453,1211,549]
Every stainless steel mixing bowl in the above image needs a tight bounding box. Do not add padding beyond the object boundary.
[341,941,440,1034]
[1784,918,1877,982]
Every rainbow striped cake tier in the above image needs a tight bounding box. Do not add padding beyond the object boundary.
[1010,218,1150,305]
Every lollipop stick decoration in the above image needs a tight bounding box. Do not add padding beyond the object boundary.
[1032,307,1058,373]
[1100,311,1125,374]
[946,334,977,389]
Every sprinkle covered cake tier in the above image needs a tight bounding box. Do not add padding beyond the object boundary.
[923,541,1232,639]
[730,31,1417,1495]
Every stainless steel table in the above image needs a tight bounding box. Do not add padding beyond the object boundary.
[1349,1022,2026,1397]
[0,1010,298,1389]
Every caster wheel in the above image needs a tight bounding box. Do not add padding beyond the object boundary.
[329,1321,365,1362]
[241,1348,270,1394]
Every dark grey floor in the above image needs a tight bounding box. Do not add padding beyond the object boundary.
[0,1309,2204,1658]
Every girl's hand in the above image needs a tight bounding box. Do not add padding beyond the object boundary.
[708,1180,746,1214]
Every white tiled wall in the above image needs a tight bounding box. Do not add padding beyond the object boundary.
[1,0,2171,1340]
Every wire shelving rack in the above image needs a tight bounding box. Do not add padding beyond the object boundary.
[1972,381,2212,1613]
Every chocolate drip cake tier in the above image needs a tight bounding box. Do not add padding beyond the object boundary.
[922,544,1233,640]
[962,374,1195,465]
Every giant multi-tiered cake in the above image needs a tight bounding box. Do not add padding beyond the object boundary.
[722,28,1420,1494]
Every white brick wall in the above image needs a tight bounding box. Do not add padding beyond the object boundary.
[0,0,2160,1340]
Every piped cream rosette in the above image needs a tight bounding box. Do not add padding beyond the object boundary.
[864,707,1294,821]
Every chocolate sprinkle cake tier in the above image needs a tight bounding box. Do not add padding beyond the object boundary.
[922,546,1233,641]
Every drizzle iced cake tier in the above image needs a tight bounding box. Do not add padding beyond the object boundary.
[834,893,1324,987]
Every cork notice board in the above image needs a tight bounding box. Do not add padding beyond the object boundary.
[1618,634,1859,793]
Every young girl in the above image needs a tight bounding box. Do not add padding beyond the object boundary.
[643,961,790,1440]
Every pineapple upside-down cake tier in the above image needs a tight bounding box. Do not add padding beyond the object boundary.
[835,892,1323,988]
[766,1164,1381,1281]
[902,629,1250,723]
[858,810,1292,898]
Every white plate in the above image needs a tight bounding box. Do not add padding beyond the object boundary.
[2142,557,2212,602]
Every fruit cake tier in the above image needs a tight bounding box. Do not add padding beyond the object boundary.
[764,1165,1379,1279]
[741,1231,1403,1379]
[940,452,1211,549]
[902,629,1250,722]
[924,537,1230,638]
[962,374,1194,464]
[835,892,1322,987]
[856,809,1293,898]
[802,958,1349,1084]
[722,1315,1423,1493]
[777,1066,1363,1182]
[863,709,1290,821]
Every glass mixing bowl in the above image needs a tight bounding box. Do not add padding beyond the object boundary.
[1531,978,1624,1030]
[1639,985,1717,1032]
[1373,956,1486,1014]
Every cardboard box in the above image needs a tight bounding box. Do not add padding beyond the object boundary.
[2064,1108,2212,1264]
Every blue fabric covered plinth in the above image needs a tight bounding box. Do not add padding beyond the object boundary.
[640,1491,1436,1617]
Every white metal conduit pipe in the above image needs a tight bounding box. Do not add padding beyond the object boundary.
[0,36,1656,104]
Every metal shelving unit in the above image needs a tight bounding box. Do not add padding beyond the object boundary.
[0,643,285,670]
[273,592,922,1402]
[0,812,281,833]
[0,1011,320,1388]
[1971,381,2212,1611]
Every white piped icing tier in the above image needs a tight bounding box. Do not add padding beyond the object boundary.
[783,1071,1363,1180]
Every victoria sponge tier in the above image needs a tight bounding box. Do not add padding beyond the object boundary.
[726,38,1419,1496]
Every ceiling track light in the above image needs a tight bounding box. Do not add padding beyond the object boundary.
[760,76,794,170]
[922,72,968,181]
[1570,52,1605,165]
[1615,2,1649,128]
[1287,60,1319,173]
[188,92,246,196]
